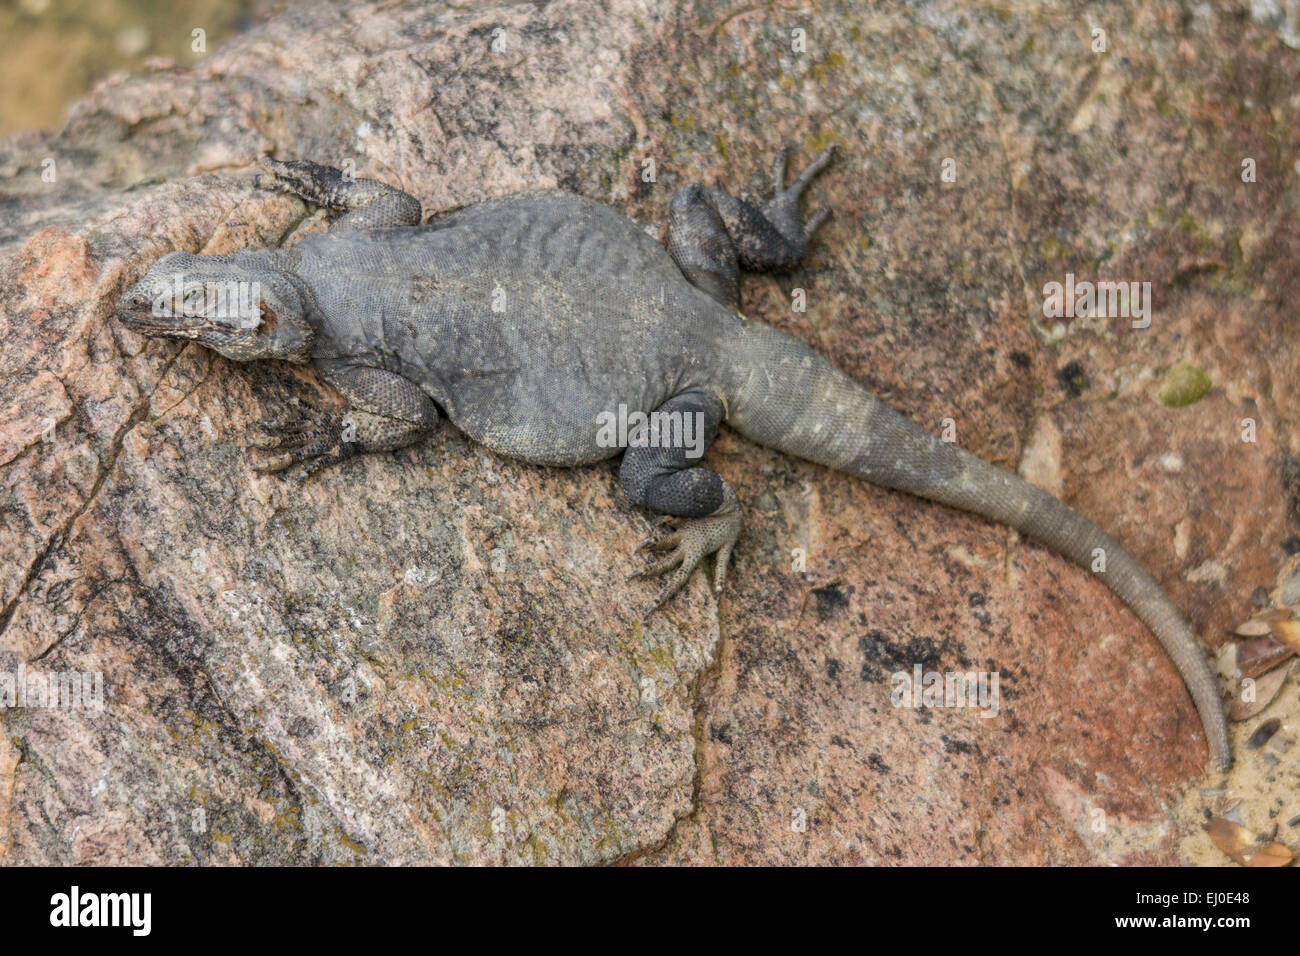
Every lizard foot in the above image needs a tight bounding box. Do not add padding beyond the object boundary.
[628,492,743,616]
[764,143,838,240]
[254,158,346,209]
[665,143,837,306]
[247,401,358,480]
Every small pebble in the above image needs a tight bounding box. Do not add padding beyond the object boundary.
[1247,717,1281,749]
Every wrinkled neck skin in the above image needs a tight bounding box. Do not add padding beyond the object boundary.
[230,248,321,342]
[208,250,320,362]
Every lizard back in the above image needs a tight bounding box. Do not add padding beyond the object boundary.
[295,190,734,464]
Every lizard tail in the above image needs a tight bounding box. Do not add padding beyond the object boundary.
[724,323,1231,770]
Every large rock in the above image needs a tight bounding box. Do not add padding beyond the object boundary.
[1,0,1296,865]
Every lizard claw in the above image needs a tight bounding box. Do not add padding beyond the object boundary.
[629,498,743,615]
[254,158,302,196]
[633,515,683,554]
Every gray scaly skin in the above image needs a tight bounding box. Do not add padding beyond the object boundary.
[115,149,1232,771]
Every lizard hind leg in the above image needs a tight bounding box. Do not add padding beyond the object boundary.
[619,390,743,615]
[665,144,837,310]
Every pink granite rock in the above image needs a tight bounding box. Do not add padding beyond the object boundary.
[1,0,1296,865]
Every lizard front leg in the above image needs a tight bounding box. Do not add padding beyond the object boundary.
[255,158,422,229]
[251,364,439,479]
[620,390,742,614]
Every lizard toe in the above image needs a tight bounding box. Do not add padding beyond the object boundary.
[770,146,793,194]
[761,146,838,243]
[637,531,682,554]
[249,401,344,450]
[248,404,354,475]
[251,436,334,474]
[248,420,315,449]
[628,550,684,581]
[785,143,838,200]
[295,451,351,481]
[254,158,339,206]
[712,540,735,594]
[645,563,696,616]
[255,158,306,195]
[805,206,832,238]
[632,503,743,614]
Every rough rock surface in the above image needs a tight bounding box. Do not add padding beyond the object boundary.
[1,0,1298,865]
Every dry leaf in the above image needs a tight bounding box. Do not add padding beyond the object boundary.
[1204,818,1294,867]
[1244,843,1294,866]
[1236,635,1296,679]
[1229,664,1291,720]
[1268,619,1300,654]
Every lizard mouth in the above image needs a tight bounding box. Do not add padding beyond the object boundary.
[116,303,214,336]
[115,297,272,338]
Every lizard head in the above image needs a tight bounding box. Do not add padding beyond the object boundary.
[115,251,315,362]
